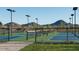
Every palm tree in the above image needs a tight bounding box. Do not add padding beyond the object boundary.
[25,15,31,40]
[73,7,78,36]
[6,9,16,37]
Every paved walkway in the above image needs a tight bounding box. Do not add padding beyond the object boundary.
[0,41,33,51]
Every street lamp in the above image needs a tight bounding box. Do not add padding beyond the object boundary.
[71,14,74,34]
[69,18,72,24]
[25,15,31,40]
[73,7,78,36]
[66,18,72,43]
[69,18,72,32]
[35,18,38,28]
[71,14,74,24]
[6,9,15,37]
[25,15,31,28]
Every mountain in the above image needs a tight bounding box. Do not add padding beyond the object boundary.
[4,22,21,28]
[22,22,41,28]
[51,20,67,26]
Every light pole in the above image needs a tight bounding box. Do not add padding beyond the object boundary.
[35,18,38,28]
[71,14,74,24]
[71,14,74,33]
[34,18,38,43]
[25,15,31,40]
[6,9,15,37]
[66,18,71,43]
[69,18,72,32]
[66,18,72,43]
[73,7,78,36]
[69,18,72,23]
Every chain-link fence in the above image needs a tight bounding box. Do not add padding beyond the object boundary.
[0,26,79,44]
[33,27,79,44]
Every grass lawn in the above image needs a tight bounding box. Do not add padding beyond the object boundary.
[20,43,79,51]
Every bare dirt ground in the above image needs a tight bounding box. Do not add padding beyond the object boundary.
[0,41,33,51]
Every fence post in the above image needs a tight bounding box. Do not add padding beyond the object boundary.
[8,25,10,41]
[35,28,37,43]
[26,31,28,40]
[66,26,68,43]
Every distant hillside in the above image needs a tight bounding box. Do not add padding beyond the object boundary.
[51,20,67,26]
[3,20,79,29]
[4,22,21,28]
[41,20,78,28]
[5,22,20,25]
[22,22,42,28]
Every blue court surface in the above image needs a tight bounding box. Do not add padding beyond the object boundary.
[0,32,79,42]
[0,32,42,40]
[50,32,79,41]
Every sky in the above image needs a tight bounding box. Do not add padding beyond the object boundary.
[0,7,79,25]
